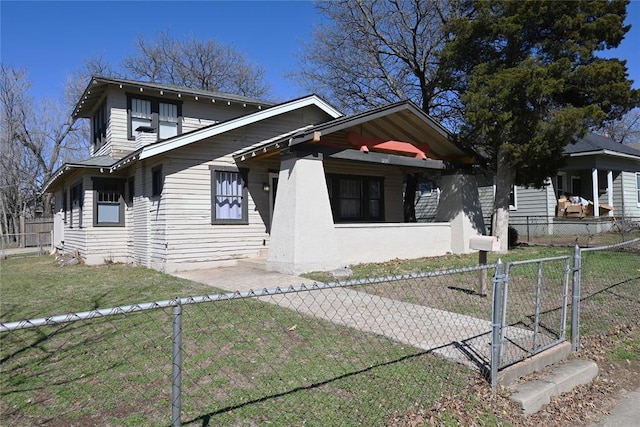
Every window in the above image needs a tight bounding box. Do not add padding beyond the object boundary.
[127,95,182,140]
[326,174,384,222]
[62,188,67,223]
[93,178,125,227]
[131,98,151,132]
[127,177,135,203]
[509,186,518,211]
[70,181,83,228]
[159,102,178,139]
[636,173,640,207]
[556,173,566,198]
[92,101,108,149]
[211,167,249,224]
[152,166,163,197]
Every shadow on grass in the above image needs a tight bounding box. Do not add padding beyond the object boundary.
[0,318,126,395]
[181,344,466,427]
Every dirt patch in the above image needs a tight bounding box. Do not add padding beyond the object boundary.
[391,324,640,426]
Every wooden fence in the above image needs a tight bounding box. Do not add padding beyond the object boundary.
[23,217,53,247]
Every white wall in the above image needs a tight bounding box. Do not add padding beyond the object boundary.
[335,223,451,265]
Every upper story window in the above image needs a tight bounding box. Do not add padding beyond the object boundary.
[127,95,182,141]
[92,102,108,149]
[326,174,384,222]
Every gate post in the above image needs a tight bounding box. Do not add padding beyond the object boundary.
[571,245,581,352]
[172,301,183,427]
[491,259,505,391]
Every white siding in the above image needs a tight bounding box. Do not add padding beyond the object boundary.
[133,165,151,267]
[510,186,553,218]
[478,185,494,219]
[619,171,640,217]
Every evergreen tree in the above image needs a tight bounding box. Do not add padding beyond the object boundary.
[441,0,638,251]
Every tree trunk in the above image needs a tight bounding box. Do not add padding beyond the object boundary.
[492,146,512,253]
[404,173,418,222]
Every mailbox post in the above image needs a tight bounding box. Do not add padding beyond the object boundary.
[469,236,500,296]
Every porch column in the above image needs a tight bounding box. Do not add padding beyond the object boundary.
[267,151,342,274]
[592,168,599,217]
[435,173,485,254]
[607,170,614,217]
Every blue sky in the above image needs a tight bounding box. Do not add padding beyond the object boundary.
[1,0,639,104]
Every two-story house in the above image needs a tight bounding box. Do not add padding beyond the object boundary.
[44,76,483,274]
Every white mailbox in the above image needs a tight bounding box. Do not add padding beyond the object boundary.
[469,235,500,252]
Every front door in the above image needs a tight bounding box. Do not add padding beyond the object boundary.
[268,172,279,231]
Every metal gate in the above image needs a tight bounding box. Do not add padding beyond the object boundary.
[495,256,571,369]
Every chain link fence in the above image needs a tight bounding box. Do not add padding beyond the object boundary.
[1,232,52,258]
[2,266,502,426]
[574,238,640,345]
[508,215,640,247]
[2,242,638,425]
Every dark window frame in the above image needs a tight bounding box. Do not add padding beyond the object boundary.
[210,166,249,225]
[70,180,83,228]
[152,166,163,197]
[92,178,126,227]
[326,174,385,222]
[126,94,182,140]
[62,188,68,223]
[127,176,135,204]
[92,101,108,150]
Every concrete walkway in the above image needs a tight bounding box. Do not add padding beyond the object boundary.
[591,387,640,427]
[173,265,495,367]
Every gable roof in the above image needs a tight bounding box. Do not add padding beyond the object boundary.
[44,94,343,192]
[73,76,274,119]
[233,101,473,163]
[136,94,342,161]
[566,133,640,160]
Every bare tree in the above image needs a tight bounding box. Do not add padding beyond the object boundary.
[296,0,460,120]
[0,65,83,240]
[599,108,640,145]
[296,0,461,221]
[122,31,270,98]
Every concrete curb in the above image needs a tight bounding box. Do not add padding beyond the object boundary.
[509,359,598,415]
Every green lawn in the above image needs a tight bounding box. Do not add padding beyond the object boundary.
[0,256,474,426]
[1,244,637,426]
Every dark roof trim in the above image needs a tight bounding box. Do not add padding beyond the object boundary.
[73,75,274,119]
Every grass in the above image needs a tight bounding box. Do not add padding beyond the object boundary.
[1,243,637,426]
[0,256,470,426]
[608,327,640,362]
[302,245,571,282]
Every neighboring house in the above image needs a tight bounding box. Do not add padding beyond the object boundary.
[474,133,640,235]
[45,77,484,274]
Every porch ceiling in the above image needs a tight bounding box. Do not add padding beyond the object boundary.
[233,101,475,165]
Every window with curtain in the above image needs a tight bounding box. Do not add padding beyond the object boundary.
[211,167,249,224]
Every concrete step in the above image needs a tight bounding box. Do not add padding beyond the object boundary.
[509,359,599,415]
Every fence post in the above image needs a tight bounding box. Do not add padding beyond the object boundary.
[491,259,505,392]
[526,216,530,243]
[571,245,581,352]
[172,301,183,427]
